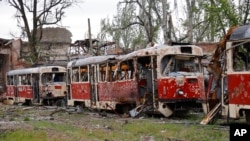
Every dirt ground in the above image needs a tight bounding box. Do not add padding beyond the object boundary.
[0,102,117,130]
[0,102,230,141]
[0,102,129,141]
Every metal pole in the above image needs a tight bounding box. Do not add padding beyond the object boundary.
[88,18,93,56]
[151,56,156,109]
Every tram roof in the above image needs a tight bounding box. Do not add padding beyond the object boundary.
[67,45,203,67]
[67,55,117,67]
[117,44,203,61]
[157,44,203,56]
[230,24,250,40]
[7,66,66,76]
[116,46,158,60]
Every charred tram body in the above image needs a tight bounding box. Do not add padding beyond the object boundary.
[155,45,204,117]
[5,66,67,106]
[201,24,250,124]
[66,44,205,117]
[66,55,135,113]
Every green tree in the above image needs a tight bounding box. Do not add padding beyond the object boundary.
[193,0,239,42]
[100,2,140,50]
[99,0,250,50]
[100,0,166,51]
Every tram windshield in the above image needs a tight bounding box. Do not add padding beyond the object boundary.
[232,43,250,71]
[161,55,200,76]
[41,72,65,84]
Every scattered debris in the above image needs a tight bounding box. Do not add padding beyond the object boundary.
[50,108,71,116]
[140,135,155,141]
[200,103,221,125]
[129,105,152,118]
[3,99,14,105]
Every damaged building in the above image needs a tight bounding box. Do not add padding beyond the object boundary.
[0,27,72,95]
[0,27,123,96]
[69,39,125,59]
[0,38,26,95]
[22,27,73,66]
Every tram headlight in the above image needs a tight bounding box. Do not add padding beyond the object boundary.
[176,89,184,95]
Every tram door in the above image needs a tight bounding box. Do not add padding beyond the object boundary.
[90,65,98,106]
[14,75,18,102]
[150,56,157,107]
[137,56,157,106]
[32,74,40,103]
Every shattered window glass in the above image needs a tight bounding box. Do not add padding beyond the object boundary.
[161,55,200,76]
[233,43,250,71]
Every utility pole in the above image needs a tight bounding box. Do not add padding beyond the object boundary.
[88,18,93,56]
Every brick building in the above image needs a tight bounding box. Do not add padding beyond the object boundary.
[0,38,26,95]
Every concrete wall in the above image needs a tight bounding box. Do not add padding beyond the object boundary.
[21,27,72,66]
[40,27,72,43]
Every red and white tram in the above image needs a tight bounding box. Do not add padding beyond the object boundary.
[155,45,205,117]
[129,45,204,117]
[6,66,67,105]
[201,24,250,124]
[67,44,205,117]
[67,55,139,113]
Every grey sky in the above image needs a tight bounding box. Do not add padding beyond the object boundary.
[0,0,118,42]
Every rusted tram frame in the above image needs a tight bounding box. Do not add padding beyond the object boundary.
[116,46,159,115]
[66,44,205,117]
[5,66,67,105]
[67,55,137,111]
[155,45,205,117]
[122,45,205,117]
[200,25,250,124]
[221,38,250,123]
[67,47,160,114]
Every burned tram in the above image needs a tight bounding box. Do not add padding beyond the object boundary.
[6,66,67,105]
[67,44,205,117]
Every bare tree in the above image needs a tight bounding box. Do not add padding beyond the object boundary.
[7,0,79,63]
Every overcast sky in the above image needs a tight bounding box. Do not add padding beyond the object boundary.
[0,0,118,42]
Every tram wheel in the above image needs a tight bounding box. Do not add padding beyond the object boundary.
[245,110,250,125]
[56,99,66,107]
[42,99,49,106]
[122,105,131,114]
[25,100,33,106]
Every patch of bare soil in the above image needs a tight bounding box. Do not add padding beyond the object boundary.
[0,103,123,138]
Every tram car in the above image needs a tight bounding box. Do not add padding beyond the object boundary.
[66,55,139,113]
[201,24,250,124]
[129,45,205,117]
[5,66,67,106]
[67,44,205,117]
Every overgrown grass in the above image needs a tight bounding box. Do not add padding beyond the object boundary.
[32,121,84,140]
[0,130,47,141]
[0,119,229,141]
[119,119,229,141]
[0,110,229,141]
